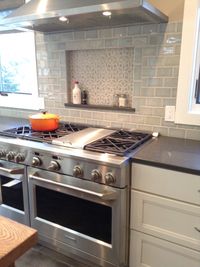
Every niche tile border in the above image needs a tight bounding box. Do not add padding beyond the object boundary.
[66,47,134,108]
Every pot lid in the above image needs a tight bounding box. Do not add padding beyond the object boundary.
[30,111,59,120]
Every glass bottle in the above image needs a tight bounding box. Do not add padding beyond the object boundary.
[82,90,88,105]
[118,94,127,107]
[113,94,119,106]
[72,81,81,104]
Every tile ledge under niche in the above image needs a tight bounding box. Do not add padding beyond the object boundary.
[64,103,136,112]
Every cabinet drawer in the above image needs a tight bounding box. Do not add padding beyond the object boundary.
[132,163,200,205]
[131,190,200,251]
[130,230,200,267]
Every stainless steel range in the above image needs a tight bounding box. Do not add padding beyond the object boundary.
[0,122,152,267]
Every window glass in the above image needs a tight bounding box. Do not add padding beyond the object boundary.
[194,73,200,104]
[0,31,38,96]
[193,13,200,105]
[175,0,200,125]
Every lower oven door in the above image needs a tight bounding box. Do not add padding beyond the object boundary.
[28,167,129,267]
[0,160,29,225]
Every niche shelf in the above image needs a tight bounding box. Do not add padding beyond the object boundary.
[64,103,136,112]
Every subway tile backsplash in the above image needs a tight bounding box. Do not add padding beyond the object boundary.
[2,22,200,140]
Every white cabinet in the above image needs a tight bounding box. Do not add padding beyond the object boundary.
[130,231,200,267]
[130,163,200,267]
[132,163,200,205]
[131,190,200,251]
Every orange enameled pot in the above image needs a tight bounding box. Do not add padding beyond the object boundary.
[29,111,59,131]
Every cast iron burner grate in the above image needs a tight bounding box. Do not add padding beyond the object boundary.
[3,123,87,142]
[84,130,152,156]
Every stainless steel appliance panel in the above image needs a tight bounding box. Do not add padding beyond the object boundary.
[28,167,129,267]
[1,0,168,33]
[0,160,29,225]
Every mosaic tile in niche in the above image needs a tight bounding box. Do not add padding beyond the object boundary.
[68,48,134,106]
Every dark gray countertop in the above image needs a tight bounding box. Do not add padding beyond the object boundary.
[0,117,29,131]
[132,136,200,175]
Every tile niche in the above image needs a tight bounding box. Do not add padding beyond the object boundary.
[66,47,134,108]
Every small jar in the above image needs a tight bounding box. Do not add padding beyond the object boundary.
[118,94,127,107]
[113,94,119,106]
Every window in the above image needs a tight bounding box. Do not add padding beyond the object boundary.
[0,32,37,95]
[0,31,44,110]
[175,0,200,125]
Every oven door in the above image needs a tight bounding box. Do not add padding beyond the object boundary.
[28,167,129,267]
[0,160,29,225]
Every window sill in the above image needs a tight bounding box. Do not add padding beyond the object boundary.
[0,94,44,110]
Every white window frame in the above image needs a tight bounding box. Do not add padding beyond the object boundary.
[175,0,200,125]
[0,31,44,110]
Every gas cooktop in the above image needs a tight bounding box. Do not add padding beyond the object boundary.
[84,130,152,156]
[2,123,152,157]
[2,122,87,142]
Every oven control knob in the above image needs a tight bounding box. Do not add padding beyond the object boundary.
[0,150,6,158]
[32,157,42,167]
[48,161,60,171]
[91,169,102,182]
[73,166,83,178]
[105,172,116,185]
[6,151,15,161]
[15,153,25,163]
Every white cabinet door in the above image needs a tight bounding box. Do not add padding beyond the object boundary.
[132,163,200,205]
[130,230,200,267]
[131,190,200,251]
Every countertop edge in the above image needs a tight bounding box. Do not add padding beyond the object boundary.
[132,157,200,176]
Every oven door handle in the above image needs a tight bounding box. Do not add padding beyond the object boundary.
[29,174,118,200]
[2,179,21,187]
[0,165,24,175]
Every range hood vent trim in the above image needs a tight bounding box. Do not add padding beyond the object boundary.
[0,0,168,33]
[0,8,30,33]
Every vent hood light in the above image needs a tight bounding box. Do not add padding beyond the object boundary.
[102,11,112,16]
[0,0,168,33]
[59,16,69,23]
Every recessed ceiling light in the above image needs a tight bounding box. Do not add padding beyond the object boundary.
[102,11,112,16]
[59,16,69,23]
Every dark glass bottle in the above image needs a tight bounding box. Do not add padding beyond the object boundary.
[82,90,88,105]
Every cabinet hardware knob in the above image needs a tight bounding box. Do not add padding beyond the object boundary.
[198,189,200,193]
[194,227,200,233]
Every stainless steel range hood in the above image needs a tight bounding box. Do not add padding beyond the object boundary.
[0,0,26,33]
[0,0,168,33]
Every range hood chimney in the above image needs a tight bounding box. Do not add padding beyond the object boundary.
[0,0,168,33]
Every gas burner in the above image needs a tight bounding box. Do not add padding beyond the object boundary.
[84,130,152,156]
[3,123,87,142]
[109,130,150,140]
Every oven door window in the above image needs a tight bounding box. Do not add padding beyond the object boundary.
[36,186,112,244]
[0,176,24,211]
